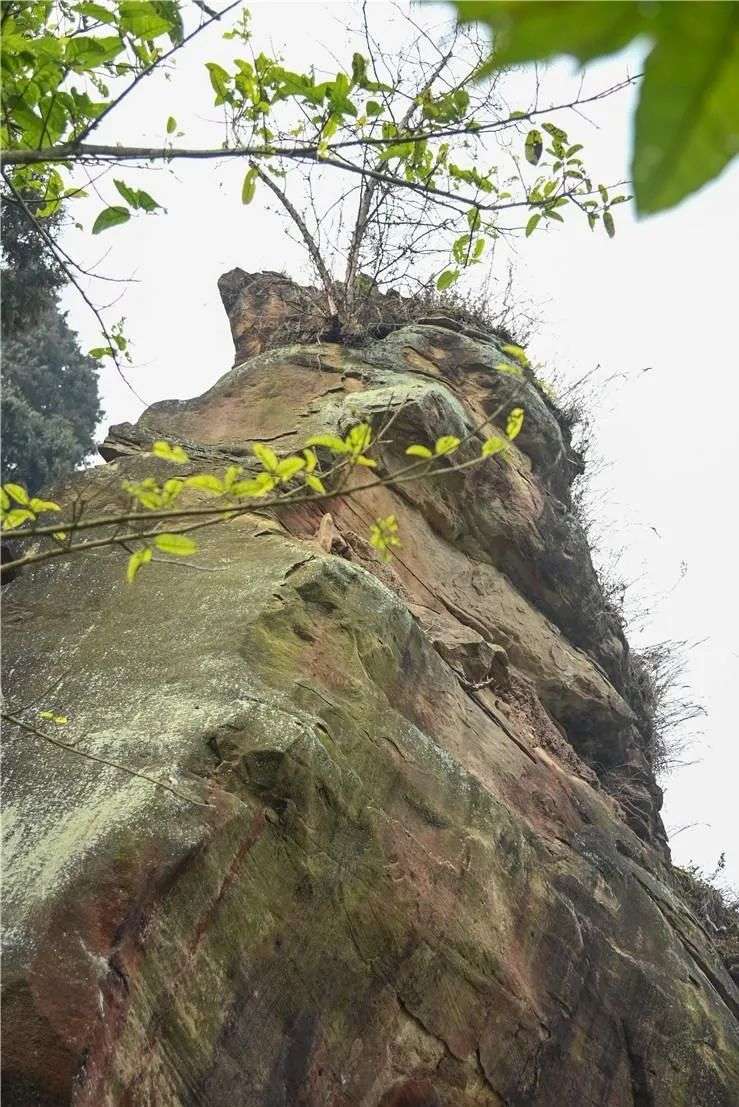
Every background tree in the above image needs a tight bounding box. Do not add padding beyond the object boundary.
[1,201,102,492]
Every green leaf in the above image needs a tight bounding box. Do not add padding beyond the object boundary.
[152,440,189,464]
[456,2,646,69]
[506,407,525,440]
[89,347,113,358]
[185,474,224,493]
[366,99,382,116]
[303,447,318,472]
[525,213,540,237]
[29,498,60,513]
[603,210,616,238]
[92,206,130,234]
[500,344,530,368]
[405,444,433,459]
[632,3,739,214]
[525,129,543,165]
[126,546,153,583]
[119,1,173,39]
[153,533,198,556]
[482,435,507,457]
[230,475,275,496]
[346,423,372,454]
[135,189,160,213]
[275,456,306,482]
[166,115,177,133]
[74,2,117,24]
[114,178,139,207]
[369,514,400,561]
[494,361,523,378]
[434,435,460,456]
[305,474,327,494]
[223,465,242,490]
[241,166,258,204]
[252,442,279,471]
[4,483,30,506]
[306,434,348,453]
[0,488,10,511]
[436,268,460,291]
[2,508,34,530]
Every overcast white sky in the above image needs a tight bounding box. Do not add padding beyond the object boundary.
[58,1,738,886]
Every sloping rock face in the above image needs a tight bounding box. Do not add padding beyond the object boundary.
[3,274,738,1106]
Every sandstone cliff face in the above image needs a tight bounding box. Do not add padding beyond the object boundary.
[3,274,738,1106]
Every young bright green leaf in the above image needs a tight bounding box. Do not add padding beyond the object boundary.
[1,508,34,530]
[252,442,279,471]
[369,514,401,561]
[154,533,198,556]
[482,435,507,457]
[38,708,68,724]
[185,473,224,493]
[242,166,258,204]
[303,447,318,472]
[434,435,461,456]
[405,444,434,459]
[500,344,530,369]
[346,423,373,454]
[505,407,525,440]
[275,456,306,482]
[525,129,543,165]
[4,483,30,506]
[126,546,152,583]
[353,456,377,468]
[89,347,114,359]
[436,268,460,291]
[230,475,275,496]
[29,498,60,513]
[0,488,10,512]
[494,361,523,378]
[166,115,177,134]
[305,434,348,453]
[152,440,189,464]
[223,465,243,490]
[92,205,130,234]
[305,473,327,494]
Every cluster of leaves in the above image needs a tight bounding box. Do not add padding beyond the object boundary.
[522,121,628,239]
[1,0,184,214]
[1,482,61,533]
[453,0,739,214]
[1,395,527,578]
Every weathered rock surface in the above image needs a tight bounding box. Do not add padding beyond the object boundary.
[3,275,738,1105]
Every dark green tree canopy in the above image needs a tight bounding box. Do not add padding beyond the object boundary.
[1,202,102,493]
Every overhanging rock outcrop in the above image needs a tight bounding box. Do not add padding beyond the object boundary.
[3,273,738,1105]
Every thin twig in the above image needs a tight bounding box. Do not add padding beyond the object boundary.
[2,713,214,807]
